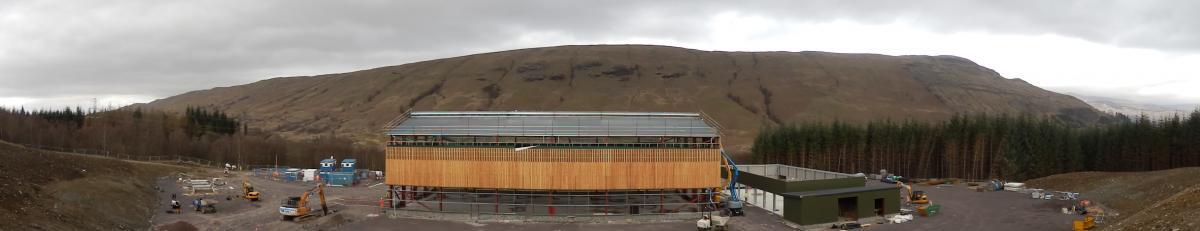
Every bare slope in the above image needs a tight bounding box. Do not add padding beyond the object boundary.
[0,141,186,230]
[1026,167,1200,230]
[141,45,1101,152]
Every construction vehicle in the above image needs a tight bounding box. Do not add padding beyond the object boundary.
[280,183,328,221]
[898,182,938,216]
[1073,215,1095,230]
[881,174,902,184]
[898,182,930,204]
[193,198,218,214]
[719,150,745,216]
[242,180,260,201]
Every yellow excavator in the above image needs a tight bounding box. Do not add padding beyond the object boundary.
[899,182,939,216]
[898,182,929,204]
[1073,215,1095,231]
[280,183,328,221]
[242,179,260,201]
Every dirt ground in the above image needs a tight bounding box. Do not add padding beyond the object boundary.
[12,134,1188,231]
[151,169,805,231]
[1027,167,1200,231]
[151,170,388,231]
[0,141,190,230]
[863,181,1081,231]
[150,170,1096,231]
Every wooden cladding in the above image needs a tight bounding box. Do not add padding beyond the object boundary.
[385,147,722,190]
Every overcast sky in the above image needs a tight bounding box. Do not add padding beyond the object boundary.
[2,0,1198,109]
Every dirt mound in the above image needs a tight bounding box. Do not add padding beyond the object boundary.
[1025,167,1200,230]
[138,44,1101,153]
[156,221,199,231]
[0,141,188,230]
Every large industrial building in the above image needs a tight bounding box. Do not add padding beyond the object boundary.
[382,111,727,220]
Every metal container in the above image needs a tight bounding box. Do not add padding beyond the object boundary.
[327,172,356,186]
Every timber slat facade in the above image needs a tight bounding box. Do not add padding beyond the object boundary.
[384,111,724,191]
[385,147,721,190]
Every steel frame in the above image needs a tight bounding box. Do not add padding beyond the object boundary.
[384,186,719,216]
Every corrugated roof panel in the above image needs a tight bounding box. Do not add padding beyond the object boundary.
[781,184,896,199]
[387,111,719,137]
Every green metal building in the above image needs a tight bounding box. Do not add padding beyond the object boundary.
[729,164,899,226]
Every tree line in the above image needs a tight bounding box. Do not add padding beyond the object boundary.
[751,111,1200,181]
[184,106,242,136]
[17,107,89,128]
[0,106,384,170]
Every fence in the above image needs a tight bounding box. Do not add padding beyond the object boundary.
[738,164,856,181]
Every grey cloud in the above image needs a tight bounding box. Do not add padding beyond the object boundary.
[0,0,1196,107]
[0,0,718,101]
[713,1,1199,51]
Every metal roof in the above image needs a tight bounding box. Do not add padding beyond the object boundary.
[781,184,897,199]
[386,111,719,137]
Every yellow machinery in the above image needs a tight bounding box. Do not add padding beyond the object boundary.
[242,180,260,201]
[1073,215,1095,231]
[899,182,930,204]
[280,184,328,221]
[899,182,939,216]
[911,190,930,204]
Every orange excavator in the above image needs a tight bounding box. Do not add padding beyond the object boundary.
[279,184,328,221]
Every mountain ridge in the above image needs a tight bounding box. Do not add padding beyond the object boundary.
[139,44,1102,153]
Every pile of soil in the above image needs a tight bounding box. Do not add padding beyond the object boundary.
[1025,167,1200,230]
[0,141,187,230]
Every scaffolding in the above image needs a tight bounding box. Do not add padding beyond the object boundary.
[386,111,719,138]
[383,186,719,217]
[385,111,722,148]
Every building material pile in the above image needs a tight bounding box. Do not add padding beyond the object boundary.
[1003,182,1026,191]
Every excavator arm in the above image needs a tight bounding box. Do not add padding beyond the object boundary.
[282,184,328,221]
[317,183,328,215]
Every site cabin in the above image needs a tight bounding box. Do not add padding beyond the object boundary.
[381,111,727,218]
[319,158,336,183]
[731,164,901,226]
[339,159,356,172]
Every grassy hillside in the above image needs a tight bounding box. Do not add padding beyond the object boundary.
[0,141,187,230]
[141,45,1101,153]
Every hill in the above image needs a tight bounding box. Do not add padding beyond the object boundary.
[0,140,187,230]
[1026,167,1200,230]
[140,45,1102,153]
